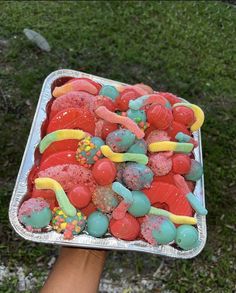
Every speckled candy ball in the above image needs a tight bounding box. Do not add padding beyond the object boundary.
[18,198,52,231]
[146,130,170,146]
[141,215,176,245]
[148,152,173,176]
[106,129,135,152]
[52,207,86,240]
[122,163,154,190]
[76,136,104,167]
[92,185,119,213]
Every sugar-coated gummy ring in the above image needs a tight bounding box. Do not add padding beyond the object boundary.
[35,177,76,217]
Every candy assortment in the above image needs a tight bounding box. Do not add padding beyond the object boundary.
[17,74,207,251]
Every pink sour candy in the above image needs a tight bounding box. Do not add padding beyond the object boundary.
[148,152,173,176]
[38,164,97,193]
[50,91,95,119]
[18,198,49,218]
[146,130,170,146]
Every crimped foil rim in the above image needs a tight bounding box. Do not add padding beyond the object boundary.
[9,69,207,259]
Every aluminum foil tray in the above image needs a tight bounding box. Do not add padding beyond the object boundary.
[9,69,207,258]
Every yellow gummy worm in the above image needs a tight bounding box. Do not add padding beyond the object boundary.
[149,207,197,225]
[148,141,193,153]
[173,102,205,132]
[100,145,148,165]
[35,178,76,217]
[39,129,85,153]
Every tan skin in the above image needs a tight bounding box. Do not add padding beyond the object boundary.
[40,247,106,293]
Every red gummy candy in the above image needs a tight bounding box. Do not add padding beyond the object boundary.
[110,213,140,241]
[101,121,119,140]
[172,154,191,174]
[142,181,193,216]
[173,106,195,127]
[167,121,190,141]
[65,77,102,92]
[93,95,115,112]
[115,88,141,111]
[47,107,95,135]
[31,188,58,210]
[92,158,117,186]
[41,140,79,161]
[68,185,92,209]
[158,92,181,106]
[147,104,173,130]
[39,151,78,171]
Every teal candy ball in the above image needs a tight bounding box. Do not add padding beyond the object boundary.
[128,191,151,217]
[175,225,199,250]
[127,139,147,154]
[99,85,119,100]
[127,109,146,124]
[87,211,109,237]
[152,218,176,244]
[21,208,52,229]
[106,129,135,152]
[185,159,203,181]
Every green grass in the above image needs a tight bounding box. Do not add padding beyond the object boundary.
[0,1,235,292]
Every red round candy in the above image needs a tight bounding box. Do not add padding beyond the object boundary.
[101,121,119,140]
[39,151,78,171]
[47,107,95,135]
[92,158,117,185]
[172,154,191,174]
[142,181,193,216]
[147,104,173,130]
[173,106,195,127]
[110,213,140,241]
[167,121,190,141]
[41,140,79,161]
[68,185,92,209]
[115,88,140,111]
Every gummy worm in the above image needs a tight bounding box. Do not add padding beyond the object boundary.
[173,174,208,216]
[53,79,98,98]
[100,145,148,165]
[39,129,85,154]
[129,94,171,110]
[175,132,198,147]
[35,178,76,217]
[112,182,133,204]
[95,106,145,139]
[149,207,197,225]
[173,103,205,132]
[148,141,193,153]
